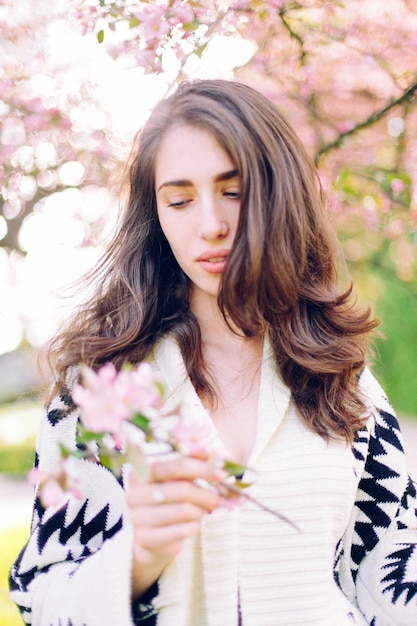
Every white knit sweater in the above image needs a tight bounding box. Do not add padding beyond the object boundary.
[10,336,417,625]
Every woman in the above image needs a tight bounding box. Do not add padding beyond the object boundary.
[10,80,417,625]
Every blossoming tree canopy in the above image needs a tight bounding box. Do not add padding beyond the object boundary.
[73,0,417,283]
[0,0,416,357]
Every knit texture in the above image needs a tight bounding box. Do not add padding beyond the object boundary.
[9,338,417,625]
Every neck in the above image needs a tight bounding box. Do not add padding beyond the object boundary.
[190,291,263,355]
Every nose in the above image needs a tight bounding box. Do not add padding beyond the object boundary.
[197,195,229,240]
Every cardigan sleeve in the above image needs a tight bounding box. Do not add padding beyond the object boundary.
[344,369,417,625]
[9,380,159,626]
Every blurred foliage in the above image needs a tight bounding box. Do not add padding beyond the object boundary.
[372,275,417,416]
[350,259,417,416]
[0,437,36,474]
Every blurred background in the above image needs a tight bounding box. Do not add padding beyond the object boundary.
[1,1,416,623]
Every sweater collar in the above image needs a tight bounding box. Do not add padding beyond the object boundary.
[152,334,291,465]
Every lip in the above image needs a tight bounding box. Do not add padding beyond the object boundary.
[196,249,231,262]
[196,249,230,274]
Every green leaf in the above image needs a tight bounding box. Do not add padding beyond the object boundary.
[131,412,151,433]
[182,20,199,31]
[97,446,124,476]
[235,479,253,489]
[97,29,105,44]
[194,42,208,59]
[77,424,107,442]
[155,381,165,398]
[58,442,73,458]
[129,17,140,29]
[223,459,248,477]
[98,452,114,471]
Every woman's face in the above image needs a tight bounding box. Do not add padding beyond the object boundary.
[155,125,241,310]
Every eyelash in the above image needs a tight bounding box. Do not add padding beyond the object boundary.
[223,190,240,199]
[167,199,190,209]
[166,188,241,209]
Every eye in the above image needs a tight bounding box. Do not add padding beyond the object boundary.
[223,188,241,200]
[167,198,191,209]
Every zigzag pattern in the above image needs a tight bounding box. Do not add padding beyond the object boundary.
[10,494,124,625]
[381,543,417,605]
[351,408,405,579]
[352,427,369,463]
[37,499,123,554]
[10,370,417,625]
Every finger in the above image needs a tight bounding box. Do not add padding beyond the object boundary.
[128,480,224,515]
[148,455,225,484]
[129,500,208,527]
[134,520,202,553]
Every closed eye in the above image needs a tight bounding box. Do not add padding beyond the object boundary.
[223,189,240,200]
[167,198,191,209]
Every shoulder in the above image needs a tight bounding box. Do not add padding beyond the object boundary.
[45,365,80,426]
[356,366,404,459]
[352,367,405,489]
[358,366,394,417]
[36,366,81,473]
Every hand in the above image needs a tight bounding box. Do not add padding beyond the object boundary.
[126,451,227,599]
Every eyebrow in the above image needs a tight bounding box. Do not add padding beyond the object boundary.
[156,169,239,193]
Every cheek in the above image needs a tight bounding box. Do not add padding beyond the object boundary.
[156,209,172,243]
[159,220,178,253]
[157,216,184,265]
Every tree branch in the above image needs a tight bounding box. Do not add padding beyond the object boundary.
[315,78,417,165]
[279,9,306,64]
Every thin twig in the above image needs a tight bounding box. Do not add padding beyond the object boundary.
[315,78,417,165]
[218,482,302,532]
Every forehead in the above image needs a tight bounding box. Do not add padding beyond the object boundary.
[154,125,236,186]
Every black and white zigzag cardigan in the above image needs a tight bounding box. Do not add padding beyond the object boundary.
[9,359,417,625]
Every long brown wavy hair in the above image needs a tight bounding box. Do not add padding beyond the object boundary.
[46,79,378,442]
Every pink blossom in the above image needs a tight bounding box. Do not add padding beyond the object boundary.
[268,0,286,7]
[28,466,45,486]
[173,45,189,67]
[72,363,131,433]
[136,48,155,69]
[170,1,195,25]
[139,6,171,43]
[231,0,251,10]
[385,219,405,239]
[337,120,356,133]
[62,457,82,497]
[88,361,118,388]
[169,409,220,456]
[40,479,67,508]
[29,460,81,508]
[72,363,164,434]
[391,178,405,196]
[117,363,164,413]
[193,4,214,25]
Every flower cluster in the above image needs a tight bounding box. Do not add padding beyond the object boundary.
[30,361,299,529]
[31,362,250,507]
[74,0,255,75]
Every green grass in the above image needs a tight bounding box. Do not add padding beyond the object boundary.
[0,439,36,475]
[0,400,38,474]
[0,527,28,626]
[372,276,417,416]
